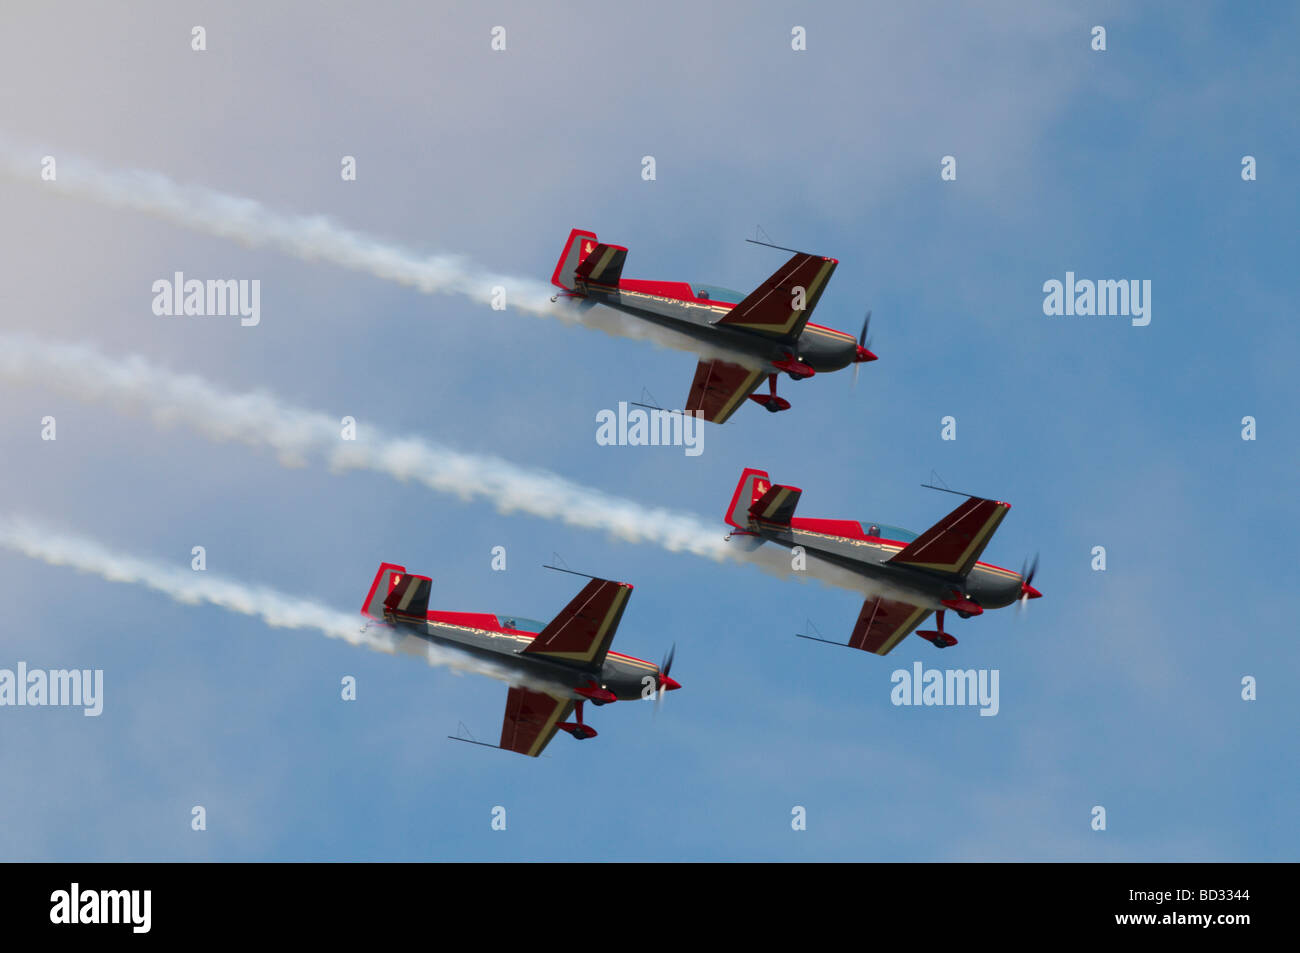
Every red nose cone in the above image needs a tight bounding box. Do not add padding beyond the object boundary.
[659,675,681,692]
[855,345,878,363]
[1022,583,1042,600]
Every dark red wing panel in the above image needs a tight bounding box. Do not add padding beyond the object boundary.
[521,579,632,665]
[685,359,766,424]
[574,242,628,290]
[714,253,837,340]
[848,596,933,656]
[749,483,802,526]
[499,688,573,757]
[887,498,1010,577]
[383,572,431,623]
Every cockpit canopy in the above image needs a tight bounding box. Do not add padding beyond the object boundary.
[496,615,546,633]
[861,522,918,542]
[691,283,746,303]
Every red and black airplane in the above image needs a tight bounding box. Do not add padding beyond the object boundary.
[724,469,1041,654]
[550,229,877,423]
[362,564,679,757]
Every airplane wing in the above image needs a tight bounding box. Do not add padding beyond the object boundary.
[848,595,933,655]
[685,358,766,424]
[886,497,1010,577]
[713,252,837,340]
[499,687,575,757]
[521,578,632,666]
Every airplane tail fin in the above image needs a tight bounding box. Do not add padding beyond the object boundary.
[361,562,406,618]
[551,228,600,292]
[725,468,773,531]
[362,562,432,623]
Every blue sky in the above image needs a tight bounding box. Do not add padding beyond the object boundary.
[0,1,1296,860]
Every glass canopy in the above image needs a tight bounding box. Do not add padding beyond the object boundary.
[691,283,747,303]
[862,523,918,542]
[496,616,546,633]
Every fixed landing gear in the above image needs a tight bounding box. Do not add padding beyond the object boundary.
[557,700,599,741]
[748,373,793,413]
[917,609,959,649]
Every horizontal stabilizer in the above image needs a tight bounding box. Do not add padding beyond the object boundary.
[384,572,432,623]
[574,242,628,290]
[749,482,802,526]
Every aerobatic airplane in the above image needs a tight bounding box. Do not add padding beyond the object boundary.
[723,469,1041,655]
[550,228,877,423]
[361,564,680,757]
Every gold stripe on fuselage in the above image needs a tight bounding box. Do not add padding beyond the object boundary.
[803,324,855,341]
[421,605,658,670]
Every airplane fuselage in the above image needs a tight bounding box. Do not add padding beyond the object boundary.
[750,524,1025,612]
[379,610,659,702]
[583,284,860,374]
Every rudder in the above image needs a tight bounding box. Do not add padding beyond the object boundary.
[551,228,599,292]
[725,468,772,531]
[361,562,406,618]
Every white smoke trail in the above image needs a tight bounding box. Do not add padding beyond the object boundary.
[0,333,727,557]
[0,333,920,607]
[0,140,752,365]
[0,515,569,693]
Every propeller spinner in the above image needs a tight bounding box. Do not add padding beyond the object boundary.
[1018,554,1042,612]
[654,643,680,714]
[853,309,877,388]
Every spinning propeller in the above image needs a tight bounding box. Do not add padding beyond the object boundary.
[1018,554,1042,613]
[853,309,877,388]
[654,643,680,715]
